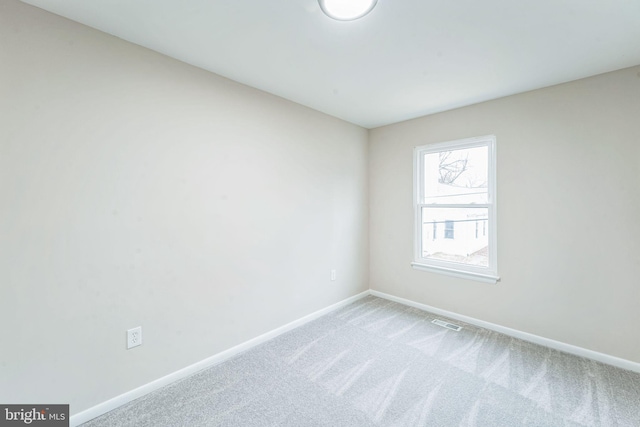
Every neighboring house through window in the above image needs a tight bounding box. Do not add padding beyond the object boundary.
[412,135,499,283]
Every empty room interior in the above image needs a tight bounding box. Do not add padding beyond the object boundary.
[1,0,639,425]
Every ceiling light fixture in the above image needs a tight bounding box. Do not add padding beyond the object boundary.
[319,0,378,21]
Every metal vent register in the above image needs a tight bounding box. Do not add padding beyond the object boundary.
[431,319,463,331]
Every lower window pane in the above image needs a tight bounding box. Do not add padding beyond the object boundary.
[421,207,489,267]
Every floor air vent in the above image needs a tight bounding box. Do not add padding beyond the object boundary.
[432,319,463,331]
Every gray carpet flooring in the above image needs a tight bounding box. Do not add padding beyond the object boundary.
[81,296,640,426]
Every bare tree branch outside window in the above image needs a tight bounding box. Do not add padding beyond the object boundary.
[438,151,468,185]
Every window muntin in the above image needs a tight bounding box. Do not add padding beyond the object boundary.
[413,136,498,282]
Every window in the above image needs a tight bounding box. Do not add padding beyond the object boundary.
[412,135,498,283]
[444,221,454,239]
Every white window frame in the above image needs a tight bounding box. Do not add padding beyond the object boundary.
[412,135,499,283]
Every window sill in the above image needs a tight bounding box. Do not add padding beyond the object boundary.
[411,262,500,284]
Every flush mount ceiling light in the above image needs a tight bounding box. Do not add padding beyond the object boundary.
[319,0,378,21]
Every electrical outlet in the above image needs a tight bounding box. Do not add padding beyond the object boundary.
[127,326,142,349]
[330,269,336,281]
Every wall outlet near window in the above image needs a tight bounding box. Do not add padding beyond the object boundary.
[330,269,336,281]
[127,326,142,349]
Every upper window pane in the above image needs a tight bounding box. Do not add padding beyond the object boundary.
[422,146,488,204]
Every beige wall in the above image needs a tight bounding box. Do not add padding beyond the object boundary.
[0,1,368,412]
[370,66,640,363]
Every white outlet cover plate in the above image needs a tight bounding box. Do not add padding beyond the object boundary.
[127,326,142,349]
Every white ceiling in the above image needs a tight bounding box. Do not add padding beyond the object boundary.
[21,0,640,128]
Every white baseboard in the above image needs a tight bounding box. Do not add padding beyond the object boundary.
[370,290,640,374]
[70,290,369,426]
